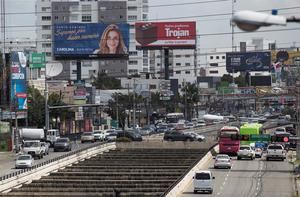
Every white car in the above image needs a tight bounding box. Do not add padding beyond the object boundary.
[237,145,255,160]
[93,130,105,141]
[15,154,34,169]
[193,170,215,194]
[185,132,205,141]
[214,154,232,169]
[254,148,263,158]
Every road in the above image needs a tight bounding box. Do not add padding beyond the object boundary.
[181,154,295,197]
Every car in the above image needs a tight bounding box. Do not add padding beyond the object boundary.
[41,142,50,155]
[54,137,72,152]
[81,132,95,143]
[117,130,143,141]
[214,154,232,169]
[163,131,194,142]
[15,154,34,169]
[93,130,105,141]
[105,131,118,141]
[254,148,263,158]
[185,132,205,141]
[193,170,215,194]
[237,145,255,160]
[266,144,286,161]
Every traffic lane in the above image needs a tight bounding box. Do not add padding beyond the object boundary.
[0,141,103,177]
[181,156,295,197]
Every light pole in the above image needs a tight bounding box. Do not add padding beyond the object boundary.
[232,10,300,159]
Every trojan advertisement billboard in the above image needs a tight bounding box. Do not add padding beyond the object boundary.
[10,52,27,110]
[53,23,129,59]
[226,51,271,72]
[135,21,196,49]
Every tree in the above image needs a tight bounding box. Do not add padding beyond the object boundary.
[92,72,121,89]
[107,93,130,129]
[181,82,199,120]
[27,86,45,127]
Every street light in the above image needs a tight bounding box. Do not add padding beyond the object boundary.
[232,10,300,32]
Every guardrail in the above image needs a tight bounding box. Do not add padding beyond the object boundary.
[0,141,112,182]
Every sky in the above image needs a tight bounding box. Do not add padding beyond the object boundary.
[3,0,300,53]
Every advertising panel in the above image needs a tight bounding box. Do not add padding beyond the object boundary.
[135,21,196,49]
[10,52,27,110]
[250,76,272,86]
[53,23,129,59]
[226,51,271,72]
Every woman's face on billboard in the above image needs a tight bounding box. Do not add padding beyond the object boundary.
[106,30,119,53]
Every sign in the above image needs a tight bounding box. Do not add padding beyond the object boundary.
[135,21,196,49]
[29,53,45,68]
[53,23,129,60]
[10,52,27,110]
[226,51,271,72]
[250,134,270,142]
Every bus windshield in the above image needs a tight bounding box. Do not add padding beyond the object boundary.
[219,130,238,138]
[166,113,184,123]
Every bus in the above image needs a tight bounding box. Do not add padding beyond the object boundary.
[218,126,240,155]
[240,123,263,145]
[166,113,185,124]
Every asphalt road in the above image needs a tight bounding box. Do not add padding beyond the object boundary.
[181,154,295,197]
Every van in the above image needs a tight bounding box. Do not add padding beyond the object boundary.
[193,170,215,194]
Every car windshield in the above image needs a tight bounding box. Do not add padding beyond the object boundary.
[217,155,229,159]
[17,155,31,160]
[268,145,283,150]
[240,146,250,150]
[195,173,211,180]
[24,142,39,147]
[94,132,101,134]
[83,132,92,136]
[56,138,68,143]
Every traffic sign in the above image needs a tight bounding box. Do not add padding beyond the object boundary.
[249,134,270,142]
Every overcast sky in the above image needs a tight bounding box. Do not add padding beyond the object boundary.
[3,0,300,52]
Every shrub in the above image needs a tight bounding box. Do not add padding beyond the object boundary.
[116,137,132,142]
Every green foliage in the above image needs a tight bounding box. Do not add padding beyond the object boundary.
[92,72,121,89]
[27,86,45,127]
[116,137,132,142]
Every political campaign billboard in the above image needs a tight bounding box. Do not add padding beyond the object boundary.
[226,51,271,72]
[10,52,27,110]
[135,21,196,49]
[53,23,129,60]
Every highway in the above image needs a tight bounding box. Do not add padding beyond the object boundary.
[181,154,295,197]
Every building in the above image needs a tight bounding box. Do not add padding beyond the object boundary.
[36,0,149,83]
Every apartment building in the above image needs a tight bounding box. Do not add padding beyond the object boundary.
[36,0,149,82]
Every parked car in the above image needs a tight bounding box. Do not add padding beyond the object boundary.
[193,170,215,194]
[54,137,72,152]
[254,148,263,158]
[163,131,194,141]
[185,132,205,142]
[117,130,143,141]
[237,145,255,160]
[81,132,95,143]
[214,154,232,169]
[93,130,105,141]
[15,154,34,169]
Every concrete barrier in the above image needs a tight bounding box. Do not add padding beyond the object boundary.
[165,145,219,197]
[0,142,116,193]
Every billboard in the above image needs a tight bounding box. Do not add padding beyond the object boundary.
[250,76,272,86]
[53,23,129,60]
[10,52,27,110]
[226,51,271,72]
[135,22,196,49]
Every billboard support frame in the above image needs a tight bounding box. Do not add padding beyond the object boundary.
[164,48,169,80]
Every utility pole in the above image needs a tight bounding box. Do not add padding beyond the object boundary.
[116,93,119,129]
[133,79,136,128]
[296,81,300,160]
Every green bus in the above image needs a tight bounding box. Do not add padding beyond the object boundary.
[240,123,263,145]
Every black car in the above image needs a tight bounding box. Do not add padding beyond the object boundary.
[163,131,194,141]
[54,138,72,152]
[117,131,143,141]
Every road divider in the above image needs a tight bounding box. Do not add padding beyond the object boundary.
[0,142,116,193]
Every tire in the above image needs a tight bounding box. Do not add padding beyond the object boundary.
[193,190,197,194]
[237,156,241,160]
[266,157,269,161]
[209,190,213,194]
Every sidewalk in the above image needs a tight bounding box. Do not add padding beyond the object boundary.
[287,151,300,197]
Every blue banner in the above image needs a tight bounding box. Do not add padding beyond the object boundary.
[53,23,129,59]
[10,52,27,110]
[226,51,271,72]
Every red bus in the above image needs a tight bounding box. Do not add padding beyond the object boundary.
[218,126,240,155]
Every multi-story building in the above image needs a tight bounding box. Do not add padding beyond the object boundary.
[36,0,149,83]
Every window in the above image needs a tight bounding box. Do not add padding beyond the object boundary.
[54,16,59,20]
[209,70,218,74]
[143,14,148,20]
[129,51,138,56]
[176,63,181,66]
[129,60,138,65]
[42,25,51,30]
[82,15,91,22]
[128,6,137,11]
[185,63,191,66]
[72,70,77,74]
[222,56,225,59]
[210,63,218,67]
[143,59,148,64]
[42,34,51,39]
[157,63,161,67]
[82,5,92,12]
[82,61,92,67]
[149,84,156,89]
[42,16,51,21]
[216,56,219,59]
[185,71,190,74]
[175,55,181,58]
[42,43,51,48]
[176,71,181,74]
[210,56,213,60]
[45,52,51,57]
[128,15,137,20]
[185,55,191,58]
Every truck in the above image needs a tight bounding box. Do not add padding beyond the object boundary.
[266,144,286,161]
[19,128,60,159]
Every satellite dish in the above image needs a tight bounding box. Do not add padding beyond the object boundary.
[46,62,63,77]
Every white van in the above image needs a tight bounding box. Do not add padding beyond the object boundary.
[193,170,215,194]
